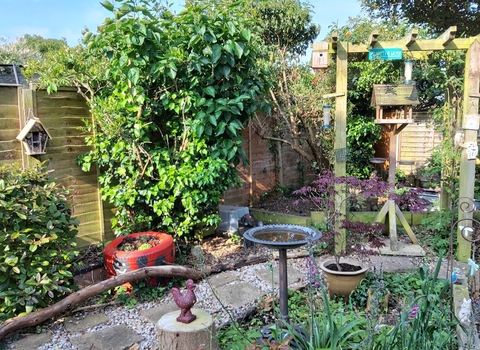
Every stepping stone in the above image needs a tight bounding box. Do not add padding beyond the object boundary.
[8,332,51,349]
[64,312,109,333]
[140,302,178,324]
[70,324,144,350]
[255,266,305,290]
[208,271,239,288]
[213,282,264,309]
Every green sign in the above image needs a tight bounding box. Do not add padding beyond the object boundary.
[368,48,403,60]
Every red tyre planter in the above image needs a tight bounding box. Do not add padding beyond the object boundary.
[104,231,175,286]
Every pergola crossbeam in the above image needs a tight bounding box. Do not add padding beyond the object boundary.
[404,28,418,47]
[351,38,471,53]
[369,30,379,47]
[331,32,338,50]
[438,26,457,46]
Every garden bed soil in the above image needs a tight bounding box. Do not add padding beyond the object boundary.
[325,262,363,272]
[116,234,163,251]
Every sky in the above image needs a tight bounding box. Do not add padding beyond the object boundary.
[0,0,363,55]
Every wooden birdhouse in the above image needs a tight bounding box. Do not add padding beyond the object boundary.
[16,118,52,155]
[311,42,329,70]
[371,84,420,125]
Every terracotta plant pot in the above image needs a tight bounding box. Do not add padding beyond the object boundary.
[104,231,175,286]
[319,258,368,300]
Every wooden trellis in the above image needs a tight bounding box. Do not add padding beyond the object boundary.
[313,26,480,260]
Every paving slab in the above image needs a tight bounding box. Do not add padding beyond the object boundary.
[208,271,239,288]
[378,239,425,256]
[7,332,51,349]
[64,312,109,333]
[368,255,419,273]
[70,324,144,350]
[140,302,178,324]
[213,281,264,309]
[254,266,305,290]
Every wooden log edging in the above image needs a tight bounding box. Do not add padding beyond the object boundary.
[0,265,202,340]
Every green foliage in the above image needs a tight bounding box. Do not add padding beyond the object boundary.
[361,0,480,37]
[350,270,431,309]
[216,319,263,349]
[416,148,444,189]
[103,279,169,309]
[0,163,79,321]
[327,18,405,178]
[247,0,330,171]
[256,0,320,56]
[418,209,455,254]
[114,286,138,309]
[395,169,406,184]
[372,257,457,349]
[33,0,270,239]
[346,116,382,178]
[326,16,420,45]
[218,255,458,349]
[0,35,67,65]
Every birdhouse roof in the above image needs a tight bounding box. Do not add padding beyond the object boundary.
[16,118,52,141]
[371,84,420,107]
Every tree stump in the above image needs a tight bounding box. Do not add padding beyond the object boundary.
[156,308,218,350]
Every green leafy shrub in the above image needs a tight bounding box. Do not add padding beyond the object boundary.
[0,163,79,321]
[419,208,454,254]
[70,0,269,239]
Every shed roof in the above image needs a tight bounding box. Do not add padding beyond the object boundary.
[0,63,29,87]
[371,84,420,107]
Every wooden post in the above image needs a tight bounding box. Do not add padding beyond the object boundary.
[457,39,480,262]
[334,42,348,253]
[18,87,40,169]
[156,308,218,350]
[388,125,398,251]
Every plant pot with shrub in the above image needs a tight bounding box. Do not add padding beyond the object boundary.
[319,258,369,299]
[103,231,175,286]
[317,220,386,300]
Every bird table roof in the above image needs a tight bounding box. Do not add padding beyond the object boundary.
[371,84,420,107]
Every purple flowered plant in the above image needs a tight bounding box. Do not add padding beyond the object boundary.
[306,256,320,289]
[409,305,420,319]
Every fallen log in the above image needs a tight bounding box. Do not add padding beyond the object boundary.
[204,255,269,274]
[0,265,202,340]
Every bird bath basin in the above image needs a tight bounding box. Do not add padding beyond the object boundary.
[244,224,322,324]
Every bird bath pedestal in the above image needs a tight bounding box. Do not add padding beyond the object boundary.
[243,224,322,324]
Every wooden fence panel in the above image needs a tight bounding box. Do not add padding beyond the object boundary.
[0,86,21,165]
[31,88,108,247]
[397,113,442,173]
[223,117,316,206]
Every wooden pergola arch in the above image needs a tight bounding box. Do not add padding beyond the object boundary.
[313,26,480,261]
